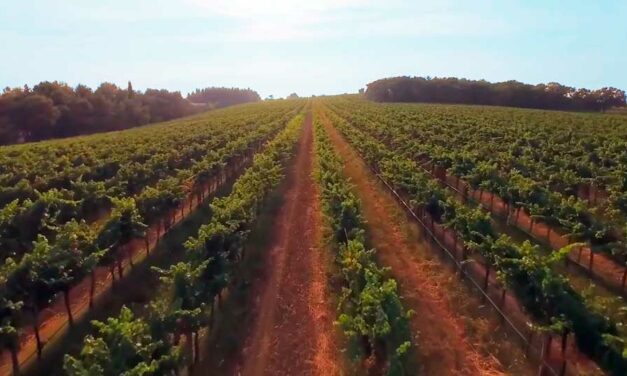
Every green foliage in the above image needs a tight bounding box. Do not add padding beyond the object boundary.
[63,307,182,376]
[97,198,147,263]
[0,81,207,145]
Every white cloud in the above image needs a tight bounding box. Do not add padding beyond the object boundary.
[186,0,372,18]
[182,0,505,42]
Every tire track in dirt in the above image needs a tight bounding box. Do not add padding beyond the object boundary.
[320,113,520,376]
[237,112,340,376]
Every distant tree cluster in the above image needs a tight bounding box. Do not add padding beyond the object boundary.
[365,76,627,112]
[186,87,260,108]
[0,81,202,145]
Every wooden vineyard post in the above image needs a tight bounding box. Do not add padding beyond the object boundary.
[110,264,116,284]
[32,308,42,359]
[64,290,74,326]
[525,330,534,357]
[515,207,521,225]
[10,346,18,376]
[529,218,534,233]
[194,331,200,364]
[537,342,545,376]
[482,265,490,302]
[591,186,596,205]
[559,328,569,376]
[537,334,552,376]
[156,222,162,242]
[89,269,96,309]
[459,247,467,279]
[500,288,507,323]
[127,245,134,269]
[186,332,194,374]
[117,255,124,279]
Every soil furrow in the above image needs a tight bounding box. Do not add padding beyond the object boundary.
[238,112,340,376]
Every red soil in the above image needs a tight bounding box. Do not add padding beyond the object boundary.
[577,183,609,207]
[237,113,340,376]
[0,154,253,376]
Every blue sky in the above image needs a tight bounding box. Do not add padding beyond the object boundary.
[1,0,626,98]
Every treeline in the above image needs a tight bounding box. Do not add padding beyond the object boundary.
[0,81,203,145]
[364,76,627,112]
[187,87,260,108]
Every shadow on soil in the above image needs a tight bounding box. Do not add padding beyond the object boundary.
[192,179,288,376]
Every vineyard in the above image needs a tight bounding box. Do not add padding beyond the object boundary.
[0,96,626,376]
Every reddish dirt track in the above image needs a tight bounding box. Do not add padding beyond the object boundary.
[0,155,252,376]
[320,113,513,376]
[237,113,340,376]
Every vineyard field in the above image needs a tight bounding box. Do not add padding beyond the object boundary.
[1,96,626,376]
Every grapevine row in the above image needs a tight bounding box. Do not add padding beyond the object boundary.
[313,115,412,373]
[0,102,300,262]
[327,97,627,265]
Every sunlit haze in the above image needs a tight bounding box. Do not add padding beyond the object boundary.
[2,0,626,97]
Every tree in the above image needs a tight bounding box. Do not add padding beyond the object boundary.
[127,81,134,99]
[186,87,260,108]
[0,80,205,145]
[363,76,627,111]
[594,87,626,112]
[11,94,60,141]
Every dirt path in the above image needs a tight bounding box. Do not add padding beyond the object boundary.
[0,153,253,375]
[237,113,340,376]
[320,113,537,376]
